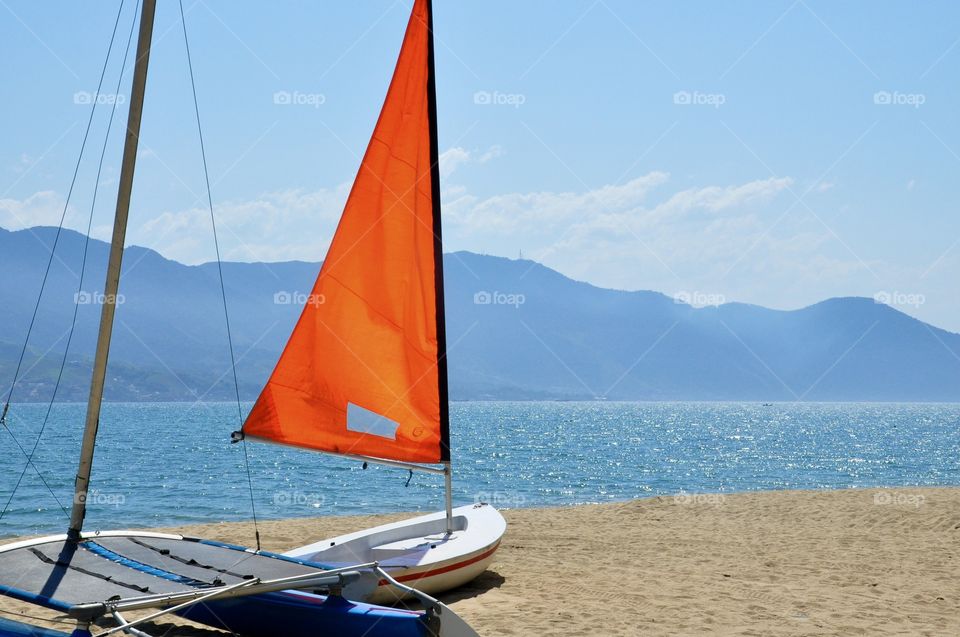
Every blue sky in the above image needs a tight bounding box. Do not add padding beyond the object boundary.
[1,1,959,331]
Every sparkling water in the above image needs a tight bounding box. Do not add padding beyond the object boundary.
[1,401,957,537]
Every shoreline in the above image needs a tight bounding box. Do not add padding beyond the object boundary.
[1,487,958,635]
[5,483,960,542]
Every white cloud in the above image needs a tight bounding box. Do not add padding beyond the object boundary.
[0,174,829,288]
[0,191,73,230]
[134,185,351,264]
[439,145,504,178]
[4,162,957,331]
[510,175,796,278]
[478,145,504,163]
[437,171,911,319]
[444,171,670,235]
[439,147,471,178]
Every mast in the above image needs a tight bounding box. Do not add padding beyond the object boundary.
[424,0,454,533]
[69,0,158,539]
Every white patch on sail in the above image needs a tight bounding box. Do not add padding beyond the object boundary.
[347,403,400,440]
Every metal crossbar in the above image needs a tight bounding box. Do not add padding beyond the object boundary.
[68,561,377,622]
[101,579,256,636]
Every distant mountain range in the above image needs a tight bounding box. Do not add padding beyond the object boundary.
[1,225,959,402]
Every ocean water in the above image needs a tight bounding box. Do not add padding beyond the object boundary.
[1,401,958,538]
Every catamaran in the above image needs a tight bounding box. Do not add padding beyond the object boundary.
[0,0,495,634]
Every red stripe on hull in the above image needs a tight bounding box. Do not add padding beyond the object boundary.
[377,540,501,587]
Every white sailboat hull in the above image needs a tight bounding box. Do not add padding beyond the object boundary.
[284,502,506,605]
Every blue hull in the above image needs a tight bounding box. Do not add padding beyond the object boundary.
[178,589,435,637]
[0,618,69,637]
[0,593,433,637]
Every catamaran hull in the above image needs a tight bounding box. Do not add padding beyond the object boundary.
[0,531,480,637]
[179,590,436,637]
[286,503,506,604]
[0,619,69,637]
[0,597,443,637]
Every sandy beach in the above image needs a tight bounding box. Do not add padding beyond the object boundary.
[2,487,957,636]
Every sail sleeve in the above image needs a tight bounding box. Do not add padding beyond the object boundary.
[241,0,449,464]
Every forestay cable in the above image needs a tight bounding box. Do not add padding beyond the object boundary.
[178,0,262,551]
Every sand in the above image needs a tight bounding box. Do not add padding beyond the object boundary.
[1,487,958,635]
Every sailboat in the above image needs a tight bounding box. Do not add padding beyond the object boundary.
[230,0,506,607]
[0,0,490,635]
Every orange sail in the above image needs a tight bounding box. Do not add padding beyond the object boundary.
[240,0,449,464]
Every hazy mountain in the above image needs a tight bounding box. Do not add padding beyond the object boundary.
[1,226,958,402]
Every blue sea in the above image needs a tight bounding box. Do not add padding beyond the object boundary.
[1,401,958,538]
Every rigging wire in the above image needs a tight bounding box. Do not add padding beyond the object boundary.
[178,0,261,552]
[0,0,127,424]
[0,0,141,525]
[0,0,131,524]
